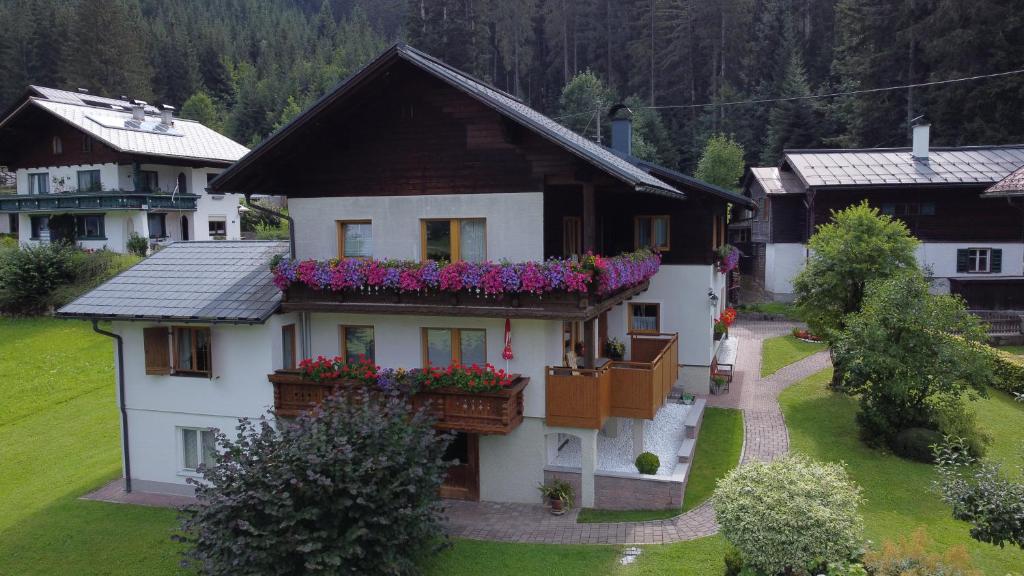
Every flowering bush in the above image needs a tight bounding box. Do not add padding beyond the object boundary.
[297,355,516,394]
[271,249,660,298]
[713,454,865,575]
[716,244,740,273]
[714,307,737,336]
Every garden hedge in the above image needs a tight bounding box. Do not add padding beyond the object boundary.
[990,349,1024,396]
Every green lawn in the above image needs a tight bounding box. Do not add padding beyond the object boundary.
[736,301,802,320]
[576,407,743,523]
[779,369,1024,574]
[1000,345,1024,356]
[760,334,827,377]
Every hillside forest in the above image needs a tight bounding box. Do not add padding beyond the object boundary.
[1,0,1023,172]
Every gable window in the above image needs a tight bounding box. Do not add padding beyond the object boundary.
[148,213,167,239]
[337,220,372,258]
[205,173,220,187]
[29,215,49,239]
[711,214,727,249]
[282,324,296,369]
[77,170,101,192]
[423,327,486,367]
[82,135,93,153]
[628,303,660,334]
[180,427,217,472]
[563,216,582,256]
[74,214,105,239]
[28,173,49,195]
[634,215,670,251]
[140,170,159,192]
[52,136,63,155]
[208,216,227,239]
[143,326,212,377]
[957,248,1002,274]
[421,218,486,262]
[340,325,375,363]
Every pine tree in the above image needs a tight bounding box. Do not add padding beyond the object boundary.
[761,38,819,164]
[558,70,613,141]
[180,91,224,132]
[63,0,152,100]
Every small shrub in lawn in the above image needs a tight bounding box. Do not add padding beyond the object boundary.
[712,454,864,575]
[892,428,944,463]
[863,528,981,576]
[176,389,451,575]
[635,451,660,475]
[0,242,76,314]
[126,233,148,257]
[930,397,989,458]
[722,543,744,576]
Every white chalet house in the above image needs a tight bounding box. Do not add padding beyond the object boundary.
[0,86,249,250]
[60,45,752,510]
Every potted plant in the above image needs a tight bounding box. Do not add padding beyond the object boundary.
[604,337,625,361]
[711,375,728,394]
[537,479,575,515]
[714,319,727,341]
[714,307,737,340]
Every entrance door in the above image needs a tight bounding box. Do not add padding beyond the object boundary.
[440,432,479,501]
[180,215,189,240]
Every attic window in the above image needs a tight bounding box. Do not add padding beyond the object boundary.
[52,136,63,155]
[82,136,93,153]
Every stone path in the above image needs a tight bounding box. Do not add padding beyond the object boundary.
[444,320,832,544]
[83,319,832,545]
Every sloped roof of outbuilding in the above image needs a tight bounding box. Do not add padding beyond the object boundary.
[58,241,289,324]
[983,164,1024,197]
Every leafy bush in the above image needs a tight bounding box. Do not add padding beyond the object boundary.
[989,348,1024,396]
[930,397,989,458]
[0,234,17,251]
[892,428,944,463]
[712,454,864,575]
[177,390,451,575]
[126,233,148,257]
[49,249,140,307]
[0,242,76,314]
[723,543,744,576]
[863,528,981,575]
[254,219,289,240]
[635,451,660,475]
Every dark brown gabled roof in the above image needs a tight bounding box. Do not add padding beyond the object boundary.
[211,43,681,198]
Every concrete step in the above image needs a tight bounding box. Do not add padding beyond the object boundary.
[684,398,706,439]
[676,437,696,464]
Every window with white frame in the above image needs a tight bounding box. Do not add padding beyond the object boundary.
[180,427,217,472]
[208,216,227,239]
[969,248,991,273]
[28,172,49,195]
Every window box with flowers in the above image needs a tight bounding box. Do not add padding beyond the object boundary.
[270,249,661,319]
[715,244,740,274]
[268,356,529,435]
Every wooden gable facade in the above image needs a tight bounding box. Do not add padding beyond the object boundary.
[0,105,122,170]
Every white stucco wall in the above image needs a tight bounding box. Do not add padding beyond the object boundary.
[16,162,119,195]
[918,242,1024,293]
[765,243,807,297]
[289,192,544,261]
[113,315,297,493]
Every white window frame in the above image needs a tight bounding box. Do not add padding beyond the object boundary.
[177,426,217,476]
[208,215,227,239]
[28,172,49,195]
[968,248,991,273]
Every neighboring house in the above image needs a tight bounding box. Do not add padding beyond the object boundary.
[733,123,1024,310]
[0,86,249,252]
[59,44,752,510]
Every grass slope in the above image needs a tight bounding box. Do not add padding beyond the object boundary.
[1000,345,1024,356]
[779,369,1024,574]
[760,334,826,377]
[577,407,743,523]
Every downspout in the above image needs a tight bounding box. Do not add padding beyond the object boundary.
[92,320,131,493]
[243,193,295,259]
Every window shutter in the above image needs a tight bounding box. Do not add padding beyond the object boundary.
[143,327,171,375]
[991,249,1002,273]
[956,249,969,273]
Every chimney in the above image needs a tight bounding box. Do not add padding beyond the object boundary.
[160,104,175,127]
[912,118,930,161]
[609,104,633,156]
[131,99,147,122]
[77,88,89,94]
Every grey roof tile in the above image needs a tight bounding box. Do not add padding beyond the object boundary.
[57,241,289,323]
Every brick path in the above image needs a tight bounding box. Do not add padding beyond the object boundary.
[443,320,833,544]
[83,320,832,545]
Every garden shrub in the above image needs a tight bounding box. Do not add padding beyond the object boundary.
[177,389,451,575]
[892,428,944,463]
[930,397,989,458]
[990,348,1024,396]
[635,451,660,475]
[712,454,864,575]
[0,242,76,314]
[722,543,744,576]
[126,232,148,257]
[49,249,140,308]
[863,528,981,576]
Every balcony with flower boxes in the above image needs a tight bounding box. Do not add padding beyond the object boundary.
[0,191,199,213]
[545,333,679,430]
[268,359,529,435]
[271,250,660,321]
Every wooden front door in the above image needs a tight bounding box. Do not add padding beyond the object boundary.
[440,432,479,501]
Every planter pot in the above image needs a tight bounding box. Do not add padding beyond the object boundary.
[549,497,566,515]
[713,332,724,341]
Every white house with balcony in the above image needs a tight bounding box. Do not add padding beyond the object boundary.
[0,86,249,252]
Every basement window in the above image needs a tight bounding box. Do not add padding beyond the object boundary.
[179,427,217,472]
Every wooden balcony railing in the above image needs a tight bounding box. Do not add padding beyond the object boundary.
[545,333,679,429]
[268,370,529,435]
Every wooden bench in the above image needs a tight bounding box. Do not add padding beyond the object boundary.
[711,337,738,393]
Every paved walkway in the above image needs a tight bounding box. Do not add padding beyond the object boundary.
[444,320,832,544]
[84,320,832,545]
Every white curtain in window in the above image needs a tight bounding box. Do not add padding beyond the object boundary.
[201,430,217,468]
[182,429,198,469]
[344,223,372,257]
[654,218,669,247]
[176,329,193,371]
[459,329,486,365]
[426,329,453,366]
[459,219,486,262]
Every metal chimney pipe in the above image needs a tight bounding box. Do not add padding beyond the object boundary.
[608,104,633,156]
[912,121,930,161]
[160,104,175,127]
[131,100,147,122]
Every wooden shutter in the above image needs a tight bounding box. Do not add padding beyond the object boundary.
[991,249,1002,273]
[956,249,969,273]
[143,327,171,375]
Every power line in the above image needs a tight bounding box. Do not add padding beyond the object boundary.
[551,67,1024,120]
